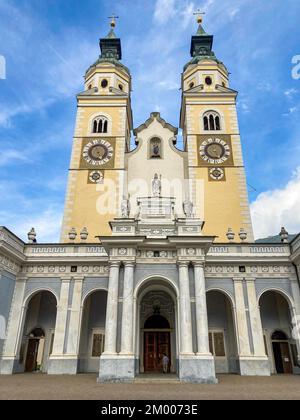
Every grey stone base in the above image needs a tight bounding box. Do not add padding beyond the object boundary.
[179,355,218,384]
[0,358,23,374]
[48,358,78,375]
[238,357,271,376]
[98,355,135,383]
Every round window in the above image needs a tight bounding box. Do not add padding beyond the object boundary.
[118,84,123,91]
[189,82,195,89]
[101,79,108,88]
[205,76,213,86]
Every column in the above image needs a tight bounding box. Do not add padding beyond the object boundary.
[66,276,83,356]
[233,278,251,356]
[103,262,120,354]
[194,263,210,355]
[51,277,71,356]
[246,278,266,357]
[120,262,135,354]
[2,277,26,359]
[290,279,300,363]
[178,262,193,354]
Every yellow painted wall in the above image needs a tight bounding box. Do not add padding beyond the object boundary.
[182,61,254,242]
[60,64,130,243]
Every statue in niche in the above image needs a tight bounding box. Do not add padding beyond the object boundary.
[150,138,161,158]
[183,199,194,218]
[152,173,162,197]
[121,195,131,218]
[152,141,160,157]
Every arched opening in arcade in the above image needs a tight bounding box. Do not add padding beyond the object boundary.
[259,290,300,374]
[78,290,108,373]
[20,291,57,373]
[206,290,239,374]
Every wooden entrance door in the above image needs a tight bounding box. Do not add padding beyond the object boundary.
[144,332,170,372]
[272,342,293,374]
[25,339,39,372]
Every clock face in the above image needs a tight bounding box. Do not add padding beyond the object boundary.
[82,139,114,166]
[88,170,104,184]
[209,167,225,181]
[199,138,231,165]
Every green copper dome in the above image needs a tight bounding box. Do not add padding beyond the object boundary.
[86,26,130,76]
[183,23,225,71]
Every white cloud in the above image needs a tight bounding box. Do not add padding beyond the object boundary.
[179,2,195,30]
[283,106,298,116]
[228,7,240,19]
[154,0,176,24]
[251,167,300,239]
[157,80,179,90]
[11,207,62,244]
[0,149,29,166]
[0,179,63,243]
[1,202,62,244]
[284,88,297,97]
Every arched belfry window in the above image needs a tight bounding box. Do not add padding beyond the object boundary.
[149,137,162,159]
[92,116,108,134]
[203,111,221,131]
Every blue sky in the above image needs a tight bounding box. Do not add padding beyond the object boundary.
[0,0,300,242]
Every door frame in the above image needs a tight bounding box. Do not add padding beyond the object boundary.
[271,339,293,374]
[25,338,40,372]
[143,329,171,373]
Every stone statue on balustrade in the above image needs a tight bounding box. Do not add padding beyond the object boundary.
[183,199,194,218]
[152,173,162,197]
[121,196,131,218]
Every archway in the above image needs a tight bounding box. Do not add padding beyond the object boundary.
[21,291,57,373]
[206,290,238,373]
[78,290,107,373]
[136,278,178,375]
[259,291,297,374]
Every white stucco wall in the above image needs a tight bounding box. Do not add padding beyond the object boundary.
[126,118,187,217]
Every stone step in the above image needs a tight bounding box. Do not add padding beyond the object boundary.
[134,374,180,384]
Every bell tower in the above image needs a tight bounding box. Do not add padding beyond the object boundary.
[180,13,254,242]
[60,18,133,243]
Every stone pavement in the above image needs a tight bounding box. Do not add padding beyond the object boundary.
[0,374,300,400]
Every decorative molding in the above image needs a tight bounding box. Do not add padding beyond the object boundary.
[0,254,21,275]
[21,264,109,276]
[0,228,24,254]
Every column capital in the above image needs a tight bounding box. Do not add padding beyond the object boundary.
[72,275,84,281]
[61,276,72,283]
[15,276,28,283]
[177,260,189,268]
[109,260,121,268]
[192,261,205,268]
[245,277,256,282]
[233,277,244,283]
[123,260,136,268]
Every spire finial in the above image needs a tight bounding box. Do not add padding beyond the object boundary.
[108,14,119,29]
[193,8,205,24]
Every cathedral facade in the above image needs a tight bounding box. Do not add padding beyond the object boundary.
[1,18,300,383]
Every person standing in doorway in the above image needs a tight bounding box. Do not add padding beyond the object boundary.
[162,353,169,374]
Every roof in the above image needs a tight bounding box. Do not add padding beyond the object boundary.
[133,112,178,136]
[255,234,297,244]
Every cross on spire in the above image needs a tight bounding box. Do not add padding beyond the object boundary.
[108,14,119,29]
[193,9,205,24]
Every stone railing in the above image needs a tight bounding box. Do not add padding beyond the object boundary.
[208,244,291,256]
[24,244,108,257]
